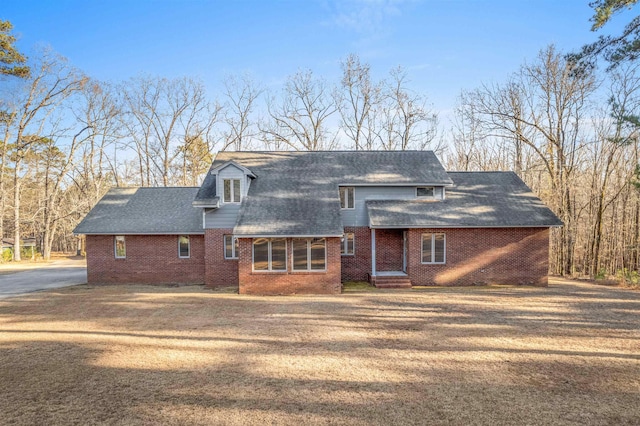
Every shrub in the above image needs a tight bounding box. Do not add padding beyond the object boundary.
[2,248,12,262]
[595,268,607,280]
[616,268,640,286]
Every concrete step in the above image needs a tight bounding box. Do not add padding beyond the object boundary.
[372,274,412,289]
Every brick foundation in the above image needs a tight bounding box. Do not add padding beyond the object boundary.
[406,228,550,286]
[86,234,205,285]
[204,229,239,288]
[238,237,342,295]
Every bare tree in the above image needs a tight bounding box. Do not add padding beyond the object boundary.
[335,54,380,150]
[7,50,86,260]
[261,70,338,151]
[373,67,439,151]
[121,76,218,186]
[220,73,263,151]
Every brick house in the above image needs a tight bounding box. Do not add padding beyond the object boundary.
[74,151,562,294]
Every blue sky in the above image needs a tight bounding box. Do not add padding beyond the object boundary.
[2,0,635,117]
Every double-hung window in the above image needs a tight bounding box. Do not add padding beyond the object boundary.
[223,179,241,203]
[224,235,239,259]
[339,187,354,209]
[114,236,126,259]
[178,236,190,258]
[341,233,354,255]
[422,233,446,264]
[293,238,326,271]
[253,238,287,271]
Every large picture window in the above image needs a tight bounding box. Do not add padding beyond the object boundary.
[293,238,326,271]
[339,187,354,209]
[253,238,287,271]
[178,236,190,258]
[114,236,126,259]
[223,179,241,203]
[224,235,239,259]
[422,233,446,264]
[341,233,354,255]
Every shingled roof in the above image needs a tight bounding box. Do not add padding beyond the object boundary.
[73,187,204,235]
[207,151,453,236]
[366,172,563,228]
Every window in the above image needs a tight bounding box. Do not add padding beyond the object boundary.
[339,187,355,209]
[223,179,241,203]
[417,187,435,198]
[114,236,126,259]
[224,235,239,259]
[252,238,287,271]
[422,233,446,264]
[178,236,190,258]
[341,233,354,256]
[293,238,326,271]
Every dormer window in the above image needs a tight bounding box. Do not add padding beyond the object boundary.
[417,187,434,198]
[340,187,355,209]
[223,179,241,203]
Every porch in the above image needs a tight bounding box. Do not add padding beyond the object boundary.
[369,228,412,288]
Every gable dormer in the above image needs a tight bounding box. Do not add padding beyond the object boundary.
[212,161,256,204]
[193,160,256,208]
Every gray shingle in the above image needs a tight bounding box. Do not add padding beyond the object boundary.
[206,151,453,236]
[366,172,563,228]
[73,187,204,235]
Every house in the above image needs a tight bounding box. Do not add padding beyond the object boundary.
[73,151,562,294]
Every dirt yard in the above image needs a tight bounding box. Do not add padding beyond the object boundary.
[0,278,638,425]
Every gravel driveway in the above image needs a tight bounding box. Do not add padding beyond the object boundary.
[0,259,87,299]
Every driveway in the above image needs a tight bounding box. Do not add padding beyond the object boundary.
[0,258,87,299]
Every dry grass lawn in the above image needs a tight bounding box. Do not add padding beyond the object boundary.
[0,278,638,425]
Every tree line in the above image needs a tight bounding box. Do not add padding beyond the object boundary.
[2,3,640,282]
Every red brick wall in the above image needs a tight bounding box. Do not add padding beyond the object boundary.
[86,234,205,284]
[204,229,239,288]
[375,229,404,271]
[341,226,371,282]
[406,228,550,286]
[238,237,342,295]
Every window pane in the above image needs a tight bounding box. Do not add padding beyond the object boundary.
[234,237,239,258]
[417,187,434,197]
[115,236,126,258]
[346,233,354,255]
[293,239,308,271]
[233,179,241,202]
[271,238,287,270]
[434,233,445,263]
[422,233,432,263]
[225,235,233,258]
[224,179,231,202]
[310,238,326,270]
[339,187,346,208]
[340,235,345,254]
[253,238,269,270]
[347,187,354,208]
[179,236,189,257]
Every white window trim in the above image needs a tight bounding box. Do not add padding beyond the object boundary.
[222,178,241,204]
[341,233,355,256]
[252,238,288,272]
[224,235,238,259]
[416,186,435,198]
[340,186,355,209]
[114,235,126,259]
[292,238,327,272]
[421,233,446,264]
[178,235,190,258]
